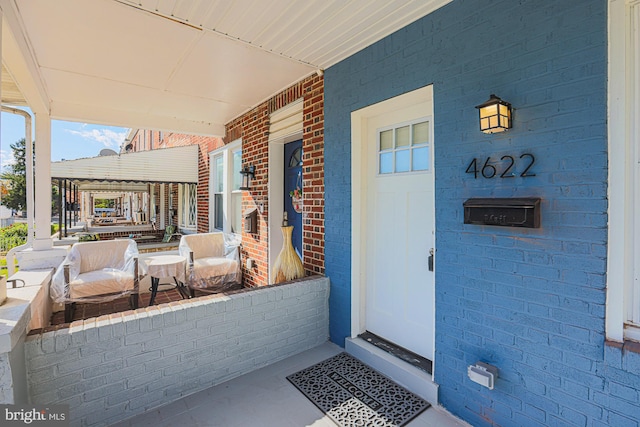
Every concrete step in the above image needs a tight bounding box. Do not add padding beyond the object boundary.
[345,336,439,405]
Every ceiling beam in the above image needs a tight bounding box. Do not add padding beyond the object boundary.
[0,0,49,114]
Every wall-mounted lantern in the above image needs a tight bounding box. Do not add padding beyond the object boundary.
[239,165,256,190]
[476,94,512,134]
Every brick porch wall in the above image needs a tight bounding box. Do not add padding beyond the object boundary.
[25,277,330,427]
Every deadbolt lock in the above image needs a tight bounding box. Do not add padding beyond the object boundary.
[428,248,434,272]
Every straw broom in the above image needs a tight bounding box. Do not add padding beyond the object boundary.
[272,226,304,284]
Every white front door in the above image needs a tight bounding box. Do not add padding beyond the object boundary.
[363,95,435,360]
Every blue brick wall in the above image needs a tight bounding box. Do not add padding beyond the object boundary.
[325,0,640,425]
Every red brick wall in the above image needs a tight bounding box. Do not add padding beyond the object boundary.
[226,74,325,288]
[301,76,325,277]
[226,106,269,287]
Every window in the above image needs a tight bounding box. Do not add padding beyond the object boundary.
[607,0,640,342]
[378,119,430,175]
[179,183,197,229]
[150,186,157,224]
[289,147,303,167]
[209,140,242,234]
[213,155,224,230]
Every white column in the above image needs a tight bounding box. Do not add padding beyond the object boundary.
[32,114,52,250]
[81,192,87,222]
[160,185,165,228]
[0,11,3,157]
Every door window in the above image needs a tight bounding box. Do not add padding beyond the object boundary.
[289,147,303,167]
[378,119,430,175]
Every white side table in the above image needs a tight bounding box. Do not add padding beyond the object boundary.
[144,254,187,305]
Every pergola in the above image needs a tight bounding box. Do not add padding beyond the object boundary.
[51,145,199,237]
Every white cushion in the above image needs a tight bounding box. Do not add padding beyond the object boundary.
[192,257,238,279]
[69,269,135,299]
[180,232,225,260]
[75,240,134,273]
[51,239,139,303]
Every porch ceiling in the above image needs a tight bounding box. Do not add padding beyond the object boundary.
[0,0,452,136]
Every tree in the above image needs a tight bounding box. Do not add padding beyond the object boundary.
[1,138,28,212]
[1,138,60,216]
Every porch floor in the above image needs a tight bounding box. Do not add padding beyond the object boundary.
[110,342,469,427]
[50,286,243,325]
[50,288,184,325]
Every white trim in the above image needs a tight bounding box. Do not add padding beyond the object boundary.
[269,99,304,142]
[606,0,626,342]
[33,116,52,250]
[160,185,165,229]
[267,100,304,284]
[351,110,366,336]
[625,324,640,341]
[633,3,640,325]
[607,0,640,342]
[267,135,304,282]
[1,1,50,114]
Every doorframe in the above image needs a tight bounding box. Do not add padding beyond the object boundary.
[268,132,303,283]
[350,85,436,356]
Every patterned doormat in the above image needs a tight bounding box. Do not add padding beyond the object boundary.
[287,352,431,427]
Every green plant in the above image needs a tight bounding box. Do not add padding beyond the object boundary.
[0,223,60,253]
[0,223,28,252]
[78,233,100,242]
[289,186,302,199]
[0,257,19,278]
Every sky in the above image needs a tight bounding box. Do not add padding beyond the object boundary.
[0,108,129,171]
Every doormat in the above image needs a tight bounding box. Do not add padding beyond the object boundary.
[287,352,430,427]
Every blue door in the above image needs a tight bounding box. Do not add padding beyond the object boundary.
[284,140,303,257]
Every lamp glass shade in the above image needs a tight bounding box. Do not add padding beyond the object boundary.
[239,165,255,190]
[240,174,249,190]
[476,95,512,133]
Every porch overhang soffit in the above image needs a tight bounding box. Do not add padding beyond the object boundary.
[0,0,452,136]
[51,145,199,191]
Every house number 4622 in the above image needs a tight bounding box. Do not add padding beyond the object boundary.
[465,153,536,179]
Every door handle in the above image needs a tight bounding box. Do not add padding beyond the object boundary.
[428,248,434,272]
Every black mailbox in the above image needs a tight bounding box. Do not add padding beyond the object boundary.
[244,208,258,234]
[463,198,541,228]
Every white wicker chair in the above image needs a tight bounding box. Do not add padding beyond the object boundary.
[52,239,139,322]
[178,232,241,296]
